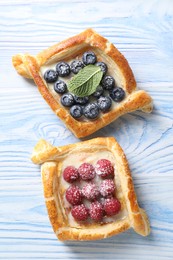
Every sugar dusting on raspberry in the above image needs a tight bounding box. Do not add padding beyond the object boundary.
[71,204,89,221]
[100,179,115,197]
[82,183,100,201]
[78,163,96,180]
[65,185,82,206]
[64,158,121,223]
[89,201,104,222]
[95,159,114,178]
[63,166,79,183]
[104,197,121,216]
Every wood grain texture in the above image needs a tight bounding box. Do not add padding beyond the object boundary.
[0,0,173,259]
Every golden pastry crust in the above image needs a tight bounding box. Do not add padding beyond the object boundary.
[31,137,150,241]
[12,29,153,138]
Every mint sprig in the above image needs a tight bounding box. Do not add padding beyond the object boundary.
[67,65,103,97]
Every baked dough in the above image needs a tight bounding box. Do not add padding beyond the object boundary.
[12,29,153,138]
[31,137,150,241]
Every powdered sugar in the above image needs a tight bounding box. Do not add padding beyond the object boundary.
[60,150,126,224]
[95,159,114,178]
[78,163,96,180]
[104,198,121,216]
[71,204,89,221]
[82,183,100,201]
[89,201,104,222]
[63,166,79,183]
[100,179,116,197]
[65,185,82,205]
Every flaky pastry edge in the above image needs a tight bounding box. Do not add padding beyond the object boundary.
[12,29,153,138]
[31,137,150,241]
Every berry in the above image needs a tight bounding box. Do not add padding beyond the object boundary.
[95,62,108,75]
[65,185,82,206]
[101,75,115,90]
[82,51,97,65]
[89,201,104,222]
[78,163,96,181]
[74,95,89,105]
[95,159,114,178]
[70,60,84,74]
[83,103,100,120]
[44,69,58,83]
[70,105,83,119]
[104,198,121,216]
[54,80,67,94]
[97,96,112,113]
[92,85,104,98]
[71,204,89,221]
[63,166,79,183]
[100,179,115,197]
[60,93,75,107]
[82,183,100,201]
[110,87,125,102]
[56,62,70,77]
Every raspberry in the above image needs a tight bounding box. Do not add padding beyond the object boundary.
[95,159,114,178]
[104,198,121,216]
[82,183,100,201]
[71,204,89,221]
[100,179,115,197]
[65,185,82,206]
[63,166,79,183]
[78,163,96,181]
[89,201,104,222]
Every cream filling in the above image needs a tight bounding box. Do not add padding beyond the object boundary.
[40,47,130,122]
[57,149,128,227]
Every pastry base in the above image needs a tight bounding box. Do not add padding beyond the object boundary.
[12,29,153,138]
[32,137,150,241]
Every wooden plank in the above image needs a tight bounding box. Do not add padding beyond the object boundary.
[0,0,173,259]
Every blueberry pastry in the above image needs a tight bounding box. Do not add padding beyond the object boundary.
[31,137,150,241]
[12,29,153,138]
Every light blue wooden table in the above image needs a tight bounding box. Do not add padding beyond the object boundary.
[1,0,173,259]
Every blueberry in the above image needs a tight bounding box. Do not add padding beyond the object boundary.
[74,95,89,105]
[97,96,112,112]
[101,75,115,90]
[44,69,58,83]
[70,60,84,74]
[54,80,67,94]
[70,105,83,119]
[110,87,125,102]
[95,62,108,75]
[82,51,97,65]
[83,103,100,119]
[92,85,104,98]
[61,93,75,107]
[56,62,70,77]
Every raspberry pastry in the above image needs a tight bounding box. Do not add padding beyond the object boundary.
[12,29,153,138]
[31,137,150,241]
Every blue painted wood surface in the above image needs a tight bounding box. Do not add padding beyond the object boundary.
[0,0,173,259]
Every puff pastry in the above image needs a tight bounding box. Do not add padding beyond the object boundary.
[12,29,153,138]
[31,137,150,241]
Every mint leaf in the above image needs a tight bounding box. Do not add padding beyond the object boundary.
[68,65,103,97]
